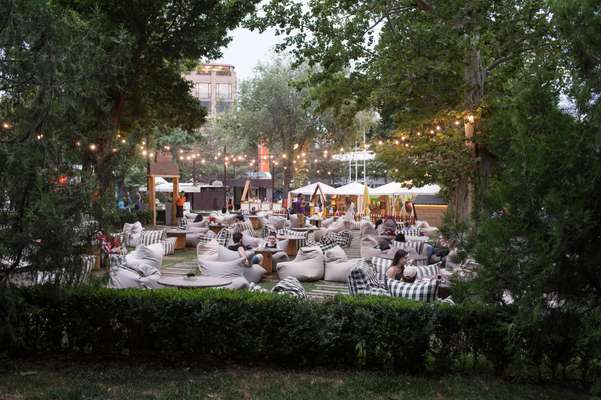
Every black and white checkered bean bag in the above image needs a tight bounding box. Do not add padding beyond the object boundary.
[215,228,233,247]
[272,276,306,299]
[232,221,256,237]
[141,229,166,246]
[371,257,441,281]
[347,259,390,297]
[323,230,353,248]
[162,237,177,255]
[391,240,425,255]
[388,279,439,302]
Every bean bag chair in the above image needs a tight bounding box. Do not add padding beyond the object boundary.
[198,257,266,284]
[323,246,359,282]
[276,247,324,282]
[360,235,385,258]
[241,232,265,248]
[187,220,208,229]
[125,243,164,271]
[360,220,377,237]
[347,259,389,296]
[312,228,328,242]
[272,276,306,298]
[197,239,220,263]
[289,214,301,228]
[321,217,335,228]
[123,221,143,247]
[388,279,439,302]
[327,219,347,233]
[268,216,287,230]
[325,258,359,282]
[107,255,162,289]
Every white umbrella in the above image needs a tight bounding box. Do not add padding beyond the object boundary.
[371,182,440,196]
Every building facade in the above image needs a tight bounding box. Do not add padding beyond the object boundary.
[184,63,237,117]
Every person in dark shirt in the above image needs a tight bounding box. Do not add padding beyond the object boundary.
[228,232,262,266]
[385,249,408,280]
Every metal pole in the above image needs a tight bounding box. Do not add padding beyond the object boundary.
[363,129,367,184]
[192,159,196,185]
[223,145,227,208]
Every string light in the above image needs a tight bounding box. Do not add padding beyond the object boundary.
[112,148,117,153]
[76,141,81,147]
[89,144,97,151]
[164,145,170,151]
[436,125,441,131]
[142,150,147,156]
[2,122,10,129]
[454,120,461,126]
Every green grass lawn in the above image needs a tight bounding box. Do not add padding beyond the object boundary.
[0,359,591,400]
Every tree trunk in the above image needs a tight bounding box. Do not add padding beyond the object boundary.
[451,41,484,223]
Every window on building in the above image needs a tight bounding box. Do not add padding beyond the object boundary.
[200,100,211,113]
[194,83,210,99]
[216,101,232,114]
[216,83,232,99]
[216,70,232,76]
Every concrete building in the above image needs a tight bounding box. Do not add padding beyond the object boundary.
[184,63,236,116]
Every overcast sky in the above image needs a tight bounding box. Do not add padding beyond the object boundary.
[213,27,281,82]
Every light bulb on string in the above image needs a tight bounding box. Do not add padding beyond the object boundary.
[429,130,434,134]
[454,120,461,126]
[149,152,154,158]
[121,139,126,144]
[89,144,97,151]
[112,148,117,153]
[142,150,147,156]
[2,122,11,129]
[436,125,441,131]
[179,156,184,160]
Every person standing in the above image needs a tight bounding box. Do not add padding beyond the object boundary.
[175,191,186,225]
[134,191,143,210]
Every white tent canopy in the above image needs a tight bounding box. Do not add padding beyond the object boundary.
[334,181,370,196]
[139,182,212,193]
[290,182,337,195]
[371,182,441,196]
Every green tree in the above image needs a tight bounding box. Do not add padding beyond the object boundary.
[214,59,353,195]
[53,0,259,205]
[252,0,556,221]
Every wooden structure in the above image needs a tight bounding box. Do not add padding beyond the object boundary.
[148,152,180,226]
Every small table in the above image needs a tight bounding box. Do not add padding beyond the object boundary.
[253,247,280,273]
[290,227,315,232]
[158,276,231,289]
[166,229,187,250]
[277,236,304,257]
[208,224,224,234]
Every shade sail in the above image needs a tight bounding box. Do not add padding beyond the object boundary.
[290,182,337,195]
[334,181,369,196]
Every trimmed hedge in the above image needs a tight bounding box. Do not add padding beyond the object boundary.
[2,287,600,380]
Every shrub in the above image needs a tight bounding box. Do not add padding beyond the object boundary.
[101,209,152,230]
[2,287,600,382]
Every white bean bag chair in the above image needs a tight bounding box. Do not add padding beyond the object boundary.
[184,211,198,220]
[325,259,359,282]
[198,257,266,285]
[123,221,143,247]
[241,232,265,248]
[312,228,328,242]
[107,255,162,289]
[187,220,208,229]
[321,217,335,228]
[276,247,324,282]
[268,216,287,230]
[327,219,347,233]
[289,214,301,228]
[360,220,377,237]
[125,243,164,271]
[323,245,358,282]
[197,239,220,263]
[222,214,239,225]
[360,235,388,258]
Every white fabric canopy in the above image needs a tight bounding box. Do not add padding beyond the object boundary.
[290,182,337,195]
[371,182,440,196]
[139,182,211,193]
[334,181,370,196]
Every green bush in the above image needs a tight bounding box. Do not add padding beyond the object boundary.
[2,287,600,382]
[101,209,152,230]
